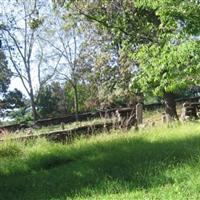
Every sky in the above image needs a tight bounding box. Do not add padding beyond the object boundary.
[10,78,27,94]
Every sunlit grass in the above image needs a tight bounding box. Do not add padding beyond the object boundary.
[1,122,200,200]
[0,118,111,140]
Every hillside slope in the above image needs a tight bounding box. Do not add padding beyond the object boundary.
[1,123,200,200]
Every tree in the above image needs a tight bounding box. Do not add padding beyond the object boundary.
[37,81,72,118]
[66,0,200,118]
[129,0,200,119]
[3,89,25,109]
[86,48,136,109]
[132,40,200,119]
[55,1,137,109]
[64,81,92,112]
[0,40,12,94]
[39,6,99,119]
[0,42,12,118]
[0,0,52,121]
[0,88,26,119]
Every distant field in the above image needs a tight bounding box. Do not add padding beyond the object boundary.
[1,122,200,200]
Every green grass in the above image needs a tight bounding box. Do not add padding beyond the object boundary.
[1,118,111,140]
[1,122,200,200]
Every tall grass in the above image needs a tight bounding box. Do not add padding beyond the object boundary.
[1,122,200,200]
[0,118,110,140]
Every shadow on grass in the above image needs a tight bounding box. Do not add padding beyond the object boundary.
[1,133,200,200]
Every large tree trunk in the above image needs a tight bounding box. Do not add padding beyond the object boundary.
[73,84,79,121]
[28,70,37,121]
[30,88,37,122]
[163,92,179,120]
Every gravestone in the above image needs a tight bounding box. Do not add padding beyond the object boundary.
[115,109,122,129]
[162,112,167,123]
[180,102,188,121]
[136,103,143,124]
[181,102,199,121]
[61,122,65,130]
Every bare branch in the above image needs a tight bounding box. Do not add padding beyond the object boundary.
[2,32,30,96]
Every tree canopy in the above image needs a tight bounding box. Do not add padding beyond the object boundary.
[1,0,200,122]
[65,0,200,118]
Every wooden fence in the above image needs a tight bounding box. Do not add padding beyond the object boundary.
[0,107,135,132]
[1,96,199,133]
[0,121,114,143]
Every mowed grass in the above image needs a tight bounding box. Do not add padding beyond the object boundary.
[1,123,200,200]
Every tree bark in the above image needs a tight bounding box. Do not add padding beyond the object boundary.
[73,84,79,121]
[26,60,38,121]
[30,93,37,121]
[163,92,179,120]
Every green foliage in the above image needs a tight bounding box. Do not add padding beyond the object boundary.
[132,0,200,96]
[3,89,25,109]
[37,83,67,118]
[131,40,200,96]
[65,82,91,112]
[0,89,30,123]
[37,86,58,118]
[135,0,200,35]
[1,89,28,122]
[68,0,200,99]
[29,18,44,30]
[1,123,200,199]
[0,49,12,93]
[68,0,161,45]
[8,107,33,124]
[86,47,136,108]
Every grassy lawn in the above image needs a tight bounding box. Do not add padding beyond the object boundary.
[1,122,200,199]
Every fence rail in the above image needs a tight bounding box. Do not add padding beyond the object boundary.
[0,121,114,143]
[1,96,199,132]
[0,107,134,132]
